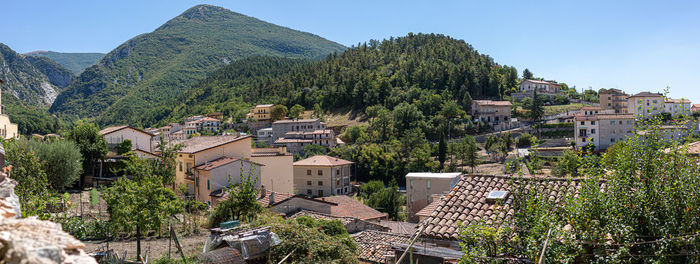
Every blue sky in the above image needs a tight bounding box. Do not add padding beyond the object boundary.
[2,0,699,102]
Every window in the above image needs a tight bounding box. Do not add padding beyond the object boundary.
[307,170,311,175]
[307,181,312,186]
[591,129,596,134]
[318,190,323,196]
[318,170,323,176]
[207,180,210,190]
[410,180,413,188]
[610,121,615,125]
[336,169,340,175]
[318,181,323,186]
[611,138,615,143]
[427,180,431,189]
[591,121,595,125]
[178,162,182,172]
[336,180,340,186]
[307,189,312,195]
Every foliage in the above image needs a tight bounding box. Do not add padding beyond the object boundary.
[365,178,405,221]
[49,4,346,126]
[302,144,326,158]
[116,139,132,155]
[26,50,105,74]
[533,122,574,129]
[207,165,262,227]
[59,217,113,240]
[289,104,305,120]
[152,137,182,186]
[552,149,580,177]
[270,105,288,121]
[528,89,544,123]
[66,121,107,183]
[25,139,83,191]
[515,133,536,148]
[2,139,56,218]
[360,180,385,199]
[522,68,534,80]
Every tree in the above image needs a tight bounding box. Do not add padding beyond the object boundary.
[529,89,544,126]
[103,156,183,260]
[26,139,83,191]
[117,139,132,155]
[438,133,447,169]
[303,144,326,158]
[3,139,54,218]
[152,137,182,186]
[361,180,384,199]
[66,121,107,188]
[516,133,536,148]
[366,178,405,221]
[462,91,473,113]
[463,136,479,173]
[501,132,513,150]
[208,166,263,227]
[312,103,325,120]
[289,104,305,120]
[552,149,580,177]
[270,105,288,121]
[522,68,533,80]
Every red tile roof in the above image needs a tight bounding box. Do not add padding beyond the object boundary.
[415,197,441,218]
[317,196,388,221]
[256,190,295,207]
[352,230,413,264]
[293,155,354,167]
[629,92,663,98]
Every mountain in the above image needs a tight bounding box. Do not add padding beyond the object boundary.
[25,51,105,74]
[50,4,346,125]
[153,33,518,126]
[0,43,75,106]
[2,92,64,135]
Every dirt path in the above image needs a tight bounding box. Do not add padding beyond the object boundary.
[83,232,210,261]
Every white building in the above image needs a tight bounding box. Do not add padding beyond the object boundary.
[627,92,665,117]
[575,114,635,150]
[519,79,562,93]
[99,126,155,153]
[664,99,692,117]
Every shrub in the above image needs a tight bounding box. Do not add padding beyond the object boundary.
[516,133,536,148]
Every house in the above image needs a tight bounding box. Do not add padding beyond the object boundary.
[251,147,294,194]
[352,230,413,264]
[471,100,513,131]
[289,210,389,234]
[293,155,354,197]
[185,117,221,133]
[574,114,635,150]
[194,157,262,206]
[271,118,326,141]
[627,92,665,117]
[0,79,18,140]
[405,172,461,222]
[579,106,613,116]
[419,174,582,249]
[246,104,275,121]
[173,135,253,195]
[278,129,337,153]
[692,104,700,113]
[269,195,388,222]
[159,123,183,142]
[256,127,274,144]
[519,79,562,93]
[99,125,155,153]
[664,98,692,117]
[599,88,629,113]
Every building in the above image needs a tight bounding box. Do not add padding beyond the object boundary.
[519,79,562,93]
[599,88,629,113]
[269,195,388,222]
[575,114,635,150]
[0,79,18,140]
[186,117,221,133]
[580,106,614,116]
[99,125,155,153]
[277,129,336,153]
[419,174,583,248]
[293,155,353,197]
[256,127,274,144]
[664,98,692,117]
[289,210,389,234]
[414,195,442,222]
[627,92,665,117]
[173,135,253,195]
[405,172,461,222]
[692,104,700,113]
[250,147,294,194]
[271,118,326,140]
[246,104,275,121]
[471,100,513,131]
[193,157,262,206]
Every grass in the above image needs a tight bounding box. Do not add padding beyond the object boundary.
[544,103,584,115]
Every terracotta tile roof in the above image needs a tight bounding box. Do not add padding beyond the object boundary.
[378,221,418,236]
[173,136,250,153]
[473,100,512,107]
[352,230,413,264]
[317,195,388,221]
[293,155,354,167]
[193,157,263,171]
[629,91,663,98]
[420,174,587,241]
[256,190,295,207]
[665,98,691,104]
[693,104,700,108]
[415,198,441,218]
[274,138,313,144]
[522,79,561,86]
[99,125,154,137]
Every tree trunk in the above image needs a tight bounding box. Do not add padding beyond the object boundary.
[136,225,141,261]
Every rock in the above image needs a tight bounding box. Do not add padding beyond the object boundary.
[0,174,20,219]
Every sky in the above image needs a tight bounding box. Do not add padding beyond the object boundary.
[2,0,699,102]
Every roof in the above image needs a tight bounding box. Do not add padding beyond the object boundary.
[274,138,313,144]
[521,79,561,86]
[581,106,602,111]
[99,125,154,137]
[378,221,418,236]
[293,155,354,166]
[629,91,663,98]
[317,195,388,221]
[174,136,250,154]
[272,118,319,124]
[193,157,263,171]
[575,114,634,121]
[251,148,290,157]
[473,100,512,107]
[415,198,441,218]
[254,104,275,108]
[599,88,627,95]
[665,98,691,104]
[255,190,295,206]
[352,230,413,264]
[406,172,461,179]
[420,174,588,241]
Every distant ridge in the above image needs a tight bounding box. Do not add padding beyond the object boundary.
[26,51,105,74]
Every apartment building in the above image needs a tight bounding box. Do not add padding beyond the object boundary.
[575,114,635,150]
[99,125,155,153]
[293,155,353,197]
[405,172,461,223]
[471,100,513,131]
[276,129,337,153]
[627,92,665,117]
[271,118,326,139]
[246,104,275,121]
[599,88,629,113]
[519,79,562,93]
[664,99,692,116]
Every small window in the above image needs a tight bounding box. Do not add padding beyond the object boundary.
[207,180,210,190]
[318,190,323,196]
[336,180,340,186]
[486,190,509,200]
[318,170,323,176]
[427,180,431,189]
[307,189,312,195]
[410,180,413,188]
[307,170,311,175]
[591,129,596,134]
[307,181,312,186]
[318,181,323,186]
[591,121,595,125]
[611,138,615,143]
[610,121,615,125]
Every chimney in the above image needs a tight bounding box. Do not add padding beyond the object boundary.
[268,192,276,206]
[260,185,266,198]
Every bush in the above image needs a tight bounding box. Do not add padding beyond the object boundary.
[26,139,83,191]
[516,133,537,148]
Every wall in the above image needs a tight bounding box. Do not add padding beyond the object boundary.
[251,154,294,194]
[406,176,460,222]
[103,128,152,152]
[270,198,333,215]
[0,115,18,139]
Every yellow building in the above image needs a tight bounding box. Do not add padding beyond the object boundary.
[246,104,275,121]
[173,135,253,195]
[0,79,18,139]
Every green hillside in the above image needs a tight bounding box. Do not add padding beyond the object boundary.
[2,92,65,135]
[0,43,74,106]
[49,4,346,125]
[154,33,518,127]
[25,51,105,74]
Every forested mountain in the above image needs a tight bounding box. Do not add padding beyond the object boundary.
[154,33,518,126]
[2,92,65,135]
[49,4,346,125]
[25,51,105,74]
[0,43,75,106]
